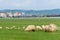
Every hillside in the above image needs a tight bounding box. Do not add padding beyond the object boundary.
[0,9,60,15]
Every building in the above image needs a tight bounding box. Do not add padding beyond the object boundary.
[7,12,13,17]
[0,12,7,18]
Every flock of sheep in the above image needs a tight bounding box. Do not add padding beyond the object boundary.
[0,23,59,32]
[0,26,20,29]
[24,24,58,32]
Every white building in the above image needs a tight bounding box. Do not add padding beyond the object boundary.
[13,12,22,17]
[7,12,13,17]
[0,13,7,18]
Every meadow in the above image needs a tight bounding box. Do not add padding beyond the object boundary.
[0,18,60,40]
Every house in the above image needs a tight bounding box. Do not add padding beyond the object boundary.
[7,12,13,17]
[0,12,7,18]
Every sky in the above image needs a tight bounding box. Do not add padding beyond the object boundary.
[0,0,60,10]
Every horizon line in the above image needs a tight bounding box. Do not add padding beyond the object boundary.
[0,8,60,10]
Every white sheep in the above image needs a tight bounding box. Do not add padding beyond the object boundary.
[36,26,42,30]
[41,25,46,31]
[0,27,2,29]
[25,25,36,32]
[48,24,57,32]
[49,24,57,30]
[48,27,55,32]
[41,25,49,32]
[5,27,10,29]
[10,26,16,29]
[44,25,50,32]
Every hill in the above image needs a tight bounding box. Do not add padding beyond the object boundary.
[0,9,60,15]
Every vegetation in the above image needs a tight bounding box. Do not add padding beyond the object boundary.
[0,18,60,40]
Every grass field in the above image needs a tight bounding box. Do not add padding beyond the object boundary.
[0,18,60,40]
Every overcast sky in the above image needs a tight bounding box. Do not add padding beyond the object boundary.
[0,0,60,10]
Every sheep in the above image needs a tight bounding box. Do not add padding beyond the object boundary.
[36,26,42,31]
[0,27,2,29]
[24,25,36,32]
[10,26,16,29]
[41,24,57,32]
[5,27,10,29]
[49,24,57,30]
[44,25,50,32]
[43,24,57,32]
[48,27,55,32]
[48,24,57,32]
[41,25,46,31]
[24,24,57,32]
[41,25,49,32]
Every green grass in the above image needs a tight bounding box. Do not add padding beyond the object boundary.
[0,18,60,40]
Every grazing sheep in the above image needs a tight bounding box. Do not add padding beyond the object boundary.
[5,27,10,29]
[44,25,50,32]
[24,24,57,32]
[48,24,57,32]
[36,26,42,30]
[10,26,16,29]
[0,27,2,29]
[48,27,55,32]
[41,25,46,31]
[41,25,49,32]
[49,24,57,30]
[25,25,36,32]
[43,24,57,32]
[41,24,57,32]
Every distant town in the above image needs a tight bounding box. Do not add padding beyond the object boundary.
[0,9,60,18]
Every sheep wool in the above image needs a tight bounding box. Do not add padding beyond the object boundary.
[25,25,36,32]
